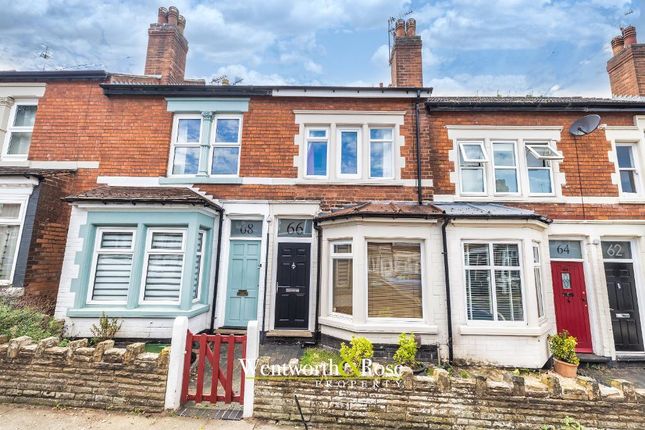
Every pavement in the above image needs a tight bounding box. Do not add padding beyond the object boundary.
[0,404,300,430]
[579,363,645,389]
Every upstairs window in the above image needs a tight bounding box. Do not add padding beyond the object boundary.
[4,102,37,159]
[369,128,394,179]
[464,242,524,322]
[616,144,640,194]
[526,142,562,194]
[171,116,201,175]
[337,129,360,178]
[493,142,518,193]
[306,128,329,177]
[211,116,242,175]
[459,141,487,194]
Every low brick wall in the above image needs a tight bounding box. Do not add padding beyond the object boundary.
[0,335,169,412]
[254,368,645,429]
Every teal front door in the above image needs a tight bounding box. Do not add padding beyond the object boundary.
[224,240,261,327]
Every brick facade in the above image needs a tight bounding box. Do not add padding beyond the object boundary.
[143,6,188,84]
[390,18,423,87]
[607,26,645,96]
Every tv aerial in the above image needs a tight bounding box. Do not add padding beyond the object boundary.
[569,114,601,136]
[388,10,414,57]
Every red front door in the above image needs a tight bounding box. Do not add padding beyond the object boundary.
[551,261,593,353]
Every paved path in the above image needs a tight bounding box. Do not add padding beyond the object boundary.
[579,363,645,389]
[0,404,298,430]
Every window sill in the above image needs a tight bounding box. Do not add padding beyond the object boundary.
[295,178,405,186]
[160,177,243,185]
[319,316,438,334]
[458,323,550,337]
[67,303,209,318]
[618,197,645,204]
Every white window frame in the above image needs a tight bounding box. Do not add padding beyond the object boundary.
[193,229,206,303]
[524,141,557,196]
[463,240,526,325]
[2,99,38,160]
[368,127,395,180]
[492,141,520,195]
[532,242,545,319]
[526,142,564,160]
[365,239,424,322]
[139,228,187,305]
[458,141,488,163]
[0,200,27,286]
[336,128,362,179]
[329,240,353,318]
[304,127,330,179]
[168,113,203,177]
[615,143,641,196]
[210,114,243,177]
[86,227,136,305]
[458,140,488,196]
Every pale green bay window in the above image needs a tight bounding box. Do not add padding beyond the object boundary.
[69,211,215,317]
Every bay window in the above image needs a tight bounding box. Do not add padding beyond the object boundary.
[331,242,353,315]
[141,230,185,303]
[532,243,545,318]
[3,102,37,159]
[306,129,329,177]
[464,242,524,322]
[193,229,205,301]
[367,242,422,318]
[616,144,640,194]
[89,229,135,303]
[0,203,23,283]
[369,128,394,179]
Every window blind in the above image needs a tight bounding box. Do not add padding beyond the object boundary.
[332,259,352,315]
[192,231,204,300]
[143,232,184,302]
[91,231,134,302]
[367,242,422,318]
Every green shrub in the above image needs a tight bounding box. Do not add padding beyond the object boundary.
[300,347,341,367]
[90,313,122,343]
[548,330,579,366]
[541,416,584,430]
[0,300,63,341]
[393,332,418,367]
[340,336,373,373]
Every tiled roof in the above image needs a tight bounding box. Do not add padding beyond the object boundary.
[0,166,74,177]
[64,186,221,210]
[317,201,550,223]
[425,96,645,110]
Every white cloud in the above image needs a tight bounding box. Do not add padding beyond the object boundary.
[370,44,389,66]
[212,64,294,86]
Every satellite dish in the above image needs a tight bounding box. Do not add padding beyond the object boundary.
[569,114,601,136]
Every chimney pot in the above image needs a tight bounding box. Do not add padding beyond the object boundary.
[178,15,186,33]
[395,19,405,37]
[167,6,179,26]
[406,18,416,37]
[622,25,637,48]
[157,7,168,24]
[611,35,625,55]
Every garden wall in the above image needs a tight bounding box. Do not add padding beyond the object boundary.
[254,367,645,429]
[0,335,169,412]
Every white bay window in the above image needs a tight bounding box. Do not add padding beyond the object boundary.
[89,229,136,303]
[141,229,185,303]
[331,242,353,315]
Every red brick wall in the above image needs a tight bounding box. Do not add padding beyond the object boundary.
[607,44,645,96]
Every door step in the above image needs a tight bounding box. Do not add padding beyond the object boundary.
[215,328,247,335]
[266,330,313,338]
[578,353,611,364]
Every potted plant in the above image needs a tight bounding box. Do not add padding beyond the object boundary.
[393,332,426,374]
[549,330,580,378]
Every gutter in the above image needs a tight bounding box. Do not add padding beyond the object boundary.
[0,70,108,82]
[414,90,423,205]
[310,220,323,345]
[209,206,225,332]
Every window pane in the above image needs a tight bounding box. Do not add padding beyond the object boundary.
[534,267,544,318]
[332,259,353,315]
[0,225,19,281]
[461,168,484,193]
[601,241,632,259]
[340,131,358,175]
[151,232,183,250]
[92,254,132,301]
[462,144,485,161]
[549,240,582,259]
[101,232,133,249]
[177,119,201,143]
[493,244,519,266]
[528,169,552,194]
[230,220,262,238]
[7,132,32,154]
[333,244,351,254]
[172,146,200,175]
[495,169,518,193]
[278,219,312,237]
[212,146,240,175]
[0,204,21,219]
[367,242,422,318]
[493,143,515,166]
[306,141,327,176]
[464,243,489,266]
[215,119,240,143]
[192,231,204,300]
[620,170,637,193]
[370,128,392,140]
[616,146,634,168]
[143,254,183,301]
[495,269,523,321]
[528,144,560,158]
[526,151,545,168]
[309,129,326,138]
[370,141,393,178]
[13,105,37,127]
[466,269,493,320]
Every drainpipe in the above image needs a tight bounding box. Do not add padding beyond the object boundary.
[441,215,454,363]
[260,230,271,344]
[309,220,323,345]
[209,207,225,332]
[414,90,423,205]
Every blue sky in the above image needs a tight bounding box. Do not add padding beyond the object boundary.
[0,0,643,96]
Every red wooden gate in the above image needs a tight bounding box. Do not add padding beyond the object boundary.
[181,331,247,405]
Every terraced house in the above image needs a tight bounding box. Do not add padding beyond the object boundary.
[0,6,644,369]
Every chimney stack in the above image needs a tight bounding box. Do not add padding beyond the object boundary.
[390,18,423,87]
[607,25,645,96]
[144,6,188,84]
